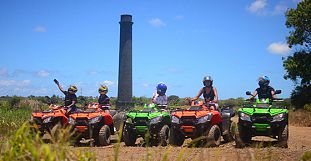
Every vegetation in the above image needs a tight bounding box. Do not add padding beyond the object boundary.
[283,0,311,108]
[0,123,95,161]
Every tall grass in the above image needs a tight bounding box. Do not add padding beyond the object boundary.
[0,101,32,137]
[0,122,95,161]
[289,109,311,127]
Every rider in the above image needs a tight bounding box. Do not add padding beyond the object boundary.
[152,82,168,109]
[98,85,110,112]
[54,79,78,115]
[192,75,219,110]
[249,76,276,100]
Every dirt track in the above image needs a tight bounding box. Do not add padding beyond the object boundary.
[77,126,311,161]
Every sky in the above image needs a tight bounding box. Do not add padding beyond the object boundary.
[0,0,301,99]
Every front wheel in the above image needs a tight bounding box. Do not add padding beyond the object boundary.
[168,127,184,146]
[235,125,251,148]
[277,125,288,148]
[98,125,111,146]
[123,124,136,146]
[223,122,236,143]
[206,125,221,147]
[158,125,169,146]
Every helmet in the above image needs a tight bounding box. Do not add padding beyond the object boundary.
[68,85,78,93]
[156,82,167,95]
[202,75,213,86]
[98,85,108,93]
[258,76,270,87]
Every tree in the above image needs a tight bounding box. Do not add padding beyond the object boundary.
[168,95,180,106]
[283,0,311,108]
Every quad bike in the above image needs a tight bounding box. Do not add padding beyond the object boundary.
[235,90,288,148]
[169,101,235,147]
[122,104,171,146]
[30,104,70,140]
[68,102,113,146]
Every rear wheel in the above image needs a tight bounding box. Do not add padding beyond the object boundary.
[158,125,169,146]
[98,125,111,146]
[123,124,136,146]
[168,127,184,146]
[235,125,251,148]
[206,125,221,147]
[277,125,288,148]
[223,122,236,143]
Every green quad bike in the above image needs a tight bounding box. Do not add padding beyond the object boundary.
[235,90,288,148]
[122,104,171,146]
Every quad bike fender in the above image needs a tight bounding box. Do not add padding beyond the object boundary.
[210,111,222,125]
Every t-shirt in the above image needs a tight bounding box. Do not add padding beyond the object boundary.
[256,86,275,100]
[153,93,168,105]
[63,91,77,107]
[98,94,110,105]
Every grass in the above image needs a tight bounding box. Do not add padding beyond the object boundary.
[0,101,33,138]
[289,109,311,127]
[0,122,95,161]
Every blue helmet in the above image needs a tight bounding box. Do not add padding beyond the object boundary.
[258,76,270,87]
[156,82,167,95]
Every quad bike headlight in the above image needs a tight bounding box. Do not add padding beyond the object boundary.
[89,116,102,124]
[171,116,180,124]
[240,113,251,122]
[43,117,53,123]
[68,117,75,125]
[197,114,212,124]
[150,116,162,124]
[272,113,285,122]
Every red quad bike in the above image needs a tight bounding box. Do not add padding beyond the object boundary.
[169,101,235,147]
[68,102,113,146]
[30,104,69,140]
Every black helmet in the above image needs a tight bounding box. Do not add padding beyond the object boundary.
[258,76,270,87]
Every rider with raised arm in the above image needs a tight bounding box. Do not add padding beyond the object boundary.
[249,76,276,101]
[192,75,219,110]
[54,79,78,115]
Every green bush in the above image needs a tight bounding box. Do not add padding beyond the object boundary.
[304,103,311,112]
[301,151,311,161]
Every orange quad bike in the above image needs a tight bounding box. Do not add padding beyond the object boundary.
[68,102,113,146]
[30,104,70,140]
[169,101,235,147]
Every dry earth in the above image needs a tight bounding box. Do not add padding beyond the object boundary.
[76,126,311,161]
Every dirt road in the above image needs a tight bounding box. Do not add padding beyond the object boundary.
[79,126,311,161]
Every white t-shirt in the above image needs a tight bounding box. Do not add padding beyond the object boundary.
[152,93,168,105]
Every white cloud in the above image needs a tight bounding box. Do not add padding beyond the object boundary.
[267,42,290,55]
[103,80,114,86]
[34,26,46,32]
[247,0,267,13]
[0,68,8,77]
[273,4,288,15]
[37,70,50,77]
[149,18,166,27]
[0,79,31,87]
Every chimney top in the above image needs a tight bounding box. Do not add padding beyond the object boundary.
[121,15,132,22]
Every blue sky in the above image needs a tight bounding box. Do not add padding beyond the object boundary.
[0,0,301,99]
